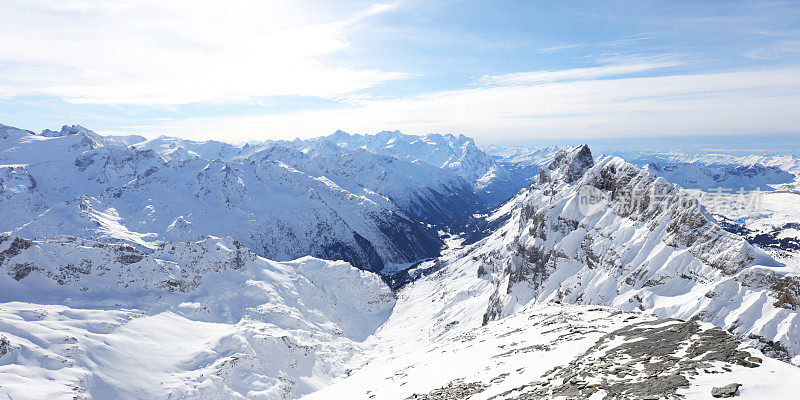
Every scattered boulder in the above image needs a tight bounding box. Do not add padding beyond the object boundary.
[711,383,741,398]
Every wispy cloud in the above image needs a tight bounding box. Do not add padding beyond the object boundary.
[342,2,402,26]
[531,44,583,54]
[529,34,656,55]
[749,28,800,37]
[741,40,800,60]
[596,34,656,47]
[476,59,684,86]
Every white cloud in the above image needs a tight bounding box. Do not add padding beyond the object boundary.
[0,0,406,104]
[138,66,800,142]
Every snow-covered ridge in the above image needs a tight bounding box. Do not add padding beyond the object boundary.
[0,234,394,336]
[298,145,800,399]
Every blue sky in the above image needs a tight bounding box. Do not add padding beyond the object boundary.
[1,0,800,145]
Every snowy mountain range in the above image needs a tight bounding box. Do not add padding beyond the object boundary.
[2,123,800,399]
[316,130,529,206]
[606,149,800,191]
[1,124,520,273]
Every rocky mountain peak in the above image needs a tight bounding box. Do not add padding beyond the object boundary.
[40,124,93,138]
[537,144,594,184]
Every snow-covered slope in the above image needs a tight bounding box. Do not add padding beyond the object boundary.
[242,142,484,227]
[11,154,441,272]
[694,190,800,268]
[132,135,244,161]
[308,303,800,400]
[301,145,800,399]
[0,234,394,399]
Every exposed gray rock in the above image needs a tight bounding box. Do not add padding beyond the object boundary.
[494,319,757,399]
[537,144,594,185]
[711,383,741,398]
[405,379,487,400]
[0,336,11,359]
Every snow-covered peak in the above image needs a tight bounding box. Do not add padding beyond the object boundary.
[303,138,343,156]
[2,123,484,272]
